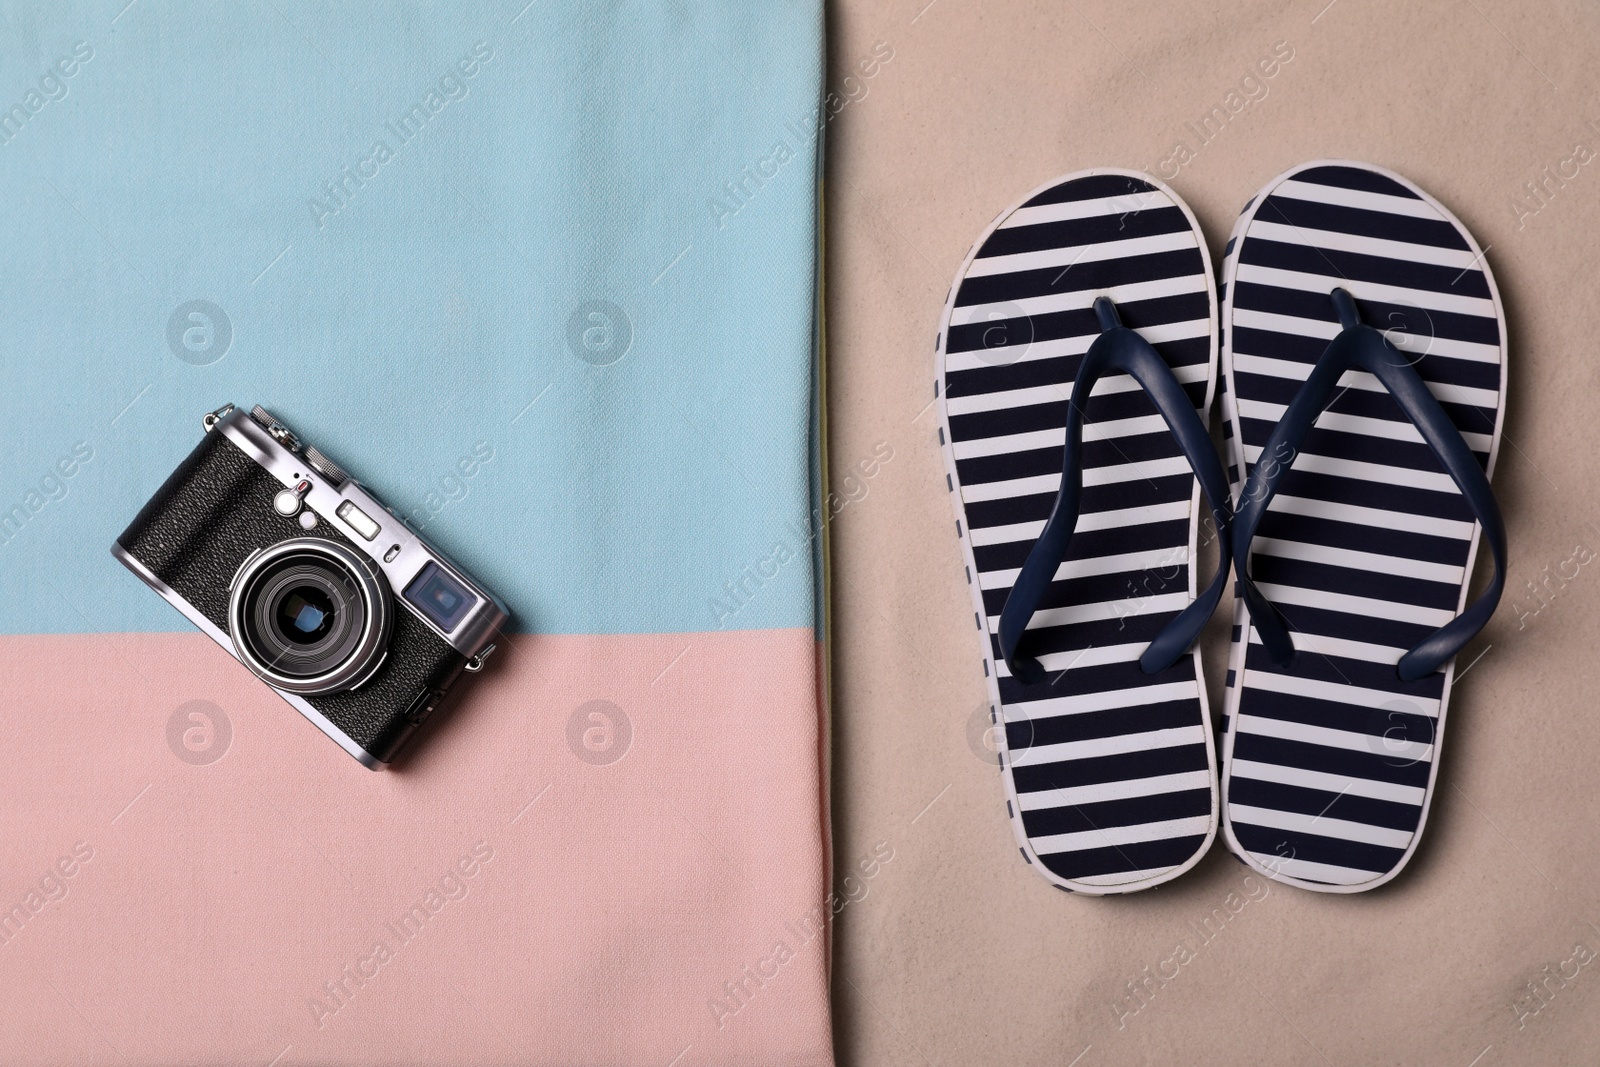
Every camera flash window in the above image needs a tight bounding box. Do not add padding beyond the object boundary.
[336,500,381,541]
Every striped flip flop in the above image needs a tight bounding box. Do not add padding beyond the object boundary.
[936,169,1231,895]
[1217,160,1508,892]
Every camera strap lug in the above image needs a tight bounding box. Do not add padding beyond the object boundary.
[202,403,235,432]
[464,643,497,673]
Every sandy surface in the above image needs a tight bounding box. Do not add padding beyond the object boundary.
[824,1,1600,1063]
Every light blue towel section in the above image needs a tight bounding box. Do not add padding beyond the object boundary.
[0,0,824,636]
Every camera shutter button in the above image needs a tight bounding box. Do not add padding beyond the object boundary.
[273,479,313,517]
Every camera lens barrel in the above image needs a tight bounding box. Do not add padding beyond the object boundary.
[229,538,393,694]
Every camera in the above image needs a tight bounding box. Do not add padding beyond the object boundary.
[112,403,509,768]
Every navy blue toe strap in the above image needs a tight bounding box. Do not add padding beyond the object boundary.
[1232,288,1507,682]
[998,296,1233,686]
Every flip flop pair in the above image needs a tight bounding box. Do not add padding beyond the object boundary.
[935,161,1506,895]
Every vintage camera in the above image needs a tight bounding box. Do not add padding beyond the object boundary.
[112,404,509,768]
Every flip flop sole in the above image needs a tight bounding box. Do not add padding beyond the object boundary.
[1218,160,1507,892]
[936,169,1220,895]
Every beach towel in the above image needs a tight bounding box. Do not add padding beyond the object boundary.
[0,3,832,1064]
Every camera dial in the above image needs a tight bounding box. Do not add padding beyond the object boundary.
[303,446,349,487]
[250,405,301,452]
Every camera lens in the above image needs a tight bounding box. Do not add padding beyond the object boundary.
[230,539,392,695]
[249,559,362,680]
[276,586,336,644]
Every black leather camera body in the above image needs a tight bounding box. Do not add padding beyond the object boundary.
[113,404,509,767]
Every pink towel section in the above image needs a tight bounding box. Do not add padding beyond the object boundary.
[0,630,833,1066]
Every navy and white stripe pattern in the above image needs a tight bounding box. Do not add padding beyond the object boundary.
[1218,161,1506,892]
[936,170,1219,894]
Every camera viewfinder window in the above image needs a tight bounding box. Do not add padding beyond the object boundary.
[403,562,477,633]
